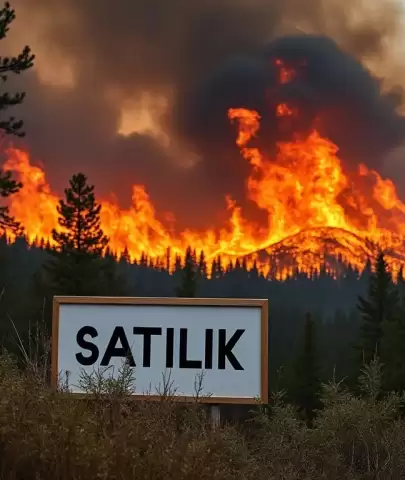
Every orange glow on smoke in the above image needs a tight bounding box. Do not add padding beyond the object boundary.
[274,59,297,84]
[276,103,295,117]
[2,58,405,279]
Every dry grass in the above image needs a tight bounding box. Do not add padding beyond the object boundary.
[0,353,404,479]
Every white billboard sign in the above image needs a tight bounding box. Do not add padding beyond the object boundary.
[52,296,268,404]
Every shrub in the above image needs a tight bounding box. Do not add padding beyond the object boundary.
[0,354,404,479]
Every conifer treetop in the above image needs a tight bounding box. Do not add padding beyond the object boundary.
[52,173,109,256]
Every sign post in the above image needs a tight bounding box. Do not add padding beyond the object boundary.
[52,296,269,405]
[210,404,221,430]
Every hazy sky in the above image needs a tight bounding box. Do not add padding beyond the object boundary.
[2,0,405,228]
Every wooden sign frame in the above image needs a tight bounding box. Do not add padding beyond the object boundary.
[52,296,269,404]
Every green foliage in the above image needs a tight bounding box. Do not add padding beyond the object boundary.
[309,359,405,478]
[0,2,34,137]
[358,355,383,403]
[251,357,405,478]
[357,251,399,363]
[77,361,136,398]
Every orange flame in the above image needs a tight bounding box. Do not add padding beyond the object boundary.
[276,103,295,117]
[227,105,405,277]
[3,111,405,280]
[2,58,405,278]
[274,59,296,84]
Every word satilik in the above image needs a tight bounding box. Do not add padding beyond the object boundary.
[75,326,246,371]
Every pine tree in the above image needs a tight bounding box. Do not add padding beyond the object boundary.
[52,173,108,256]
[0,169,22,233]
[0,2,34,136]
[99,249,129,296]
[211,255,224,279]
[289,313,321,425]
[381,267,405,391]
[198,250,207,278]
[357,251,399,364]
[0,2,35,234]
[139,252,148,267]
[44,173,110,295]
[176,246,198,297]
[165,247,171,272]
[250,260,259,279]
[119,246,131,265]
[174,254,182,272]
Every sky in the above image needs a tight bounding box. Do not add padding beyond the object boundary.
[2,0,405,229]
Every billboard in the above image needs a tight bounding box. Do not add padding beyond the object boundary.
[52,296,268,403]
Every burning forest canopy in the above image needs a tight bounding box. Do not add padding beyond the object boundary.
[2,0,405,278]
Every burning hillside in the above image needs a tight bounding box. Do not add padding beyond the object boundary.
[3,123,405,279]
[3,66,405,278]
[3,35,405,279]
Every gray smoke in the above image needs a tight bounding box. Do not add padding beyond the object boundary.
[179,34,405,169]
[3,0,405,229]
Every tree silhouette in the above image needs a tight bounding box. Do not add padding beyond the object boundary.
[52,173,108,255]
[380,267,405,391]
[0,169,22,233]
[0,2,35,234]
[289,313,321,425]
[0,2,34,137]
[198,250,207,278]
[44,173,109,295]
[357,250,399,364]
[176,246,198,297]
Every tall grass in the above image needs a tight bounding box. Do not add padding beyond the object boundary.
[0,351,403,479]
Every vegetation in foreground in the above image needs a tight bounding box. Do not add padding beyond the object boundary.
[0,354,403,480]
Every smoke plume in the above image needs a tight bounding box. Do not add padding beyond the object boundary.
[2,0,405,229]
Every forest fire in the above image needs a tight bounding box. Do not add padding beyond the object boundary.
[3,57,405,279]
[3,106,405,279]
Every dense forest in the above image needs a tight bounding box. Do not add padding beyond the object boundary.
[0,166,403,420]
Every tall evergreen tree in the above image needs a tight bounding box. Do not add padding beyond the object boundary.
[52,173,108,256]
[289,313,321,425]
[0,2,34,136]
[0,169,22,234]
[357,251,399,364]
[0,2,35,234]
[380,268,405,391]
[211,255,224,279]
[198,250,207,278]
[100,247,129,296]
[44,173,110,295]
[176,246,198,297]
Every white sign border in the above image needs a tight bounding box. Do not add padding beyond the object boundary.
[52,296,269,404]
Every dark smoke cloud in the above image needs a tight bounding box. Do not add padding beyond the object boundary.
[267,34,405,163]
[181,35,405,170]
[3,0,405,229]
